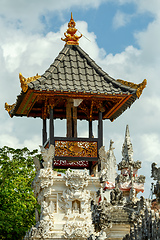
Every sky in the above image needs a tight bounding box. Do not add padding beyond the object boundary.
[0,0,160,198]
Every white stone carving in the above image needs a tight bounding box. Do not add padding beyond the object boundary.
[65,168,89,190]
[117,126,145,197]
[26,145,99,239]
[122,125,133,163]
[40,144,55,169]
[99,140,117,184]
[63,221,94,239]
[60,169,92,220]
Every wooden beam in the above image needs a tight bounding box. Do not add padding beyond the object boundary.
[103,95,131,119]
[89,100,94,121]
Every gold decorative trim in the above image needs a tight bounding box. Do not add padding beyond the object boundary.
[117,79,147,98]
[61,12,82,45]
[19,72,41,93]
[5,102,15,115]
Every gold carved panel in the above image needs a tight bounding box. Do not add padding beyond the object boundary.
[55,140,97,158]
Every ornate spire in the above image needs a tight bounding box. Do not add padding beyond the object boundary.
[61,13,82,45]
[122,125,133,163]
[117,125,145,196]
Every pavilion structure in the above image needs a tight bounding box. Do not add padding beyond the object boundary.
[5,13,146,173]
[5,14,150,240]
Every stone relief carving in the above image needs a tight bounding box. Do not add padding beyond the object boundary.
[60,169,92,219]
[61,169,95,238]
[25,219,55,239]
[63,221,94,239]
[65,168,89,190]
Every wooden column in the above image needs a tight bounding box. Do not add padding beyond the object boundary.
[89,120,93,138]
[42,118,47,145]
[98,111,103,171]
[98,111,103,148]
[73,106,77,138]
[66,99,77,138]
[49,107,54,145]
[66,99,72,137]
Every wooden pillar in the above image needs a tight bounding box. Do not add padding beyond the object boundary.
[98,111,103,148]
[89,120,93,138]
[66,100,72,138]
[49,107,54,145]
[42,118,47,145]
[66,99,77,138]
[98,111,103,171]
[73,106,77,138]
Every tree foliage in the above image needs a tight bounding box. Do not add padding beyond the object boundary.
[0,146,40,240]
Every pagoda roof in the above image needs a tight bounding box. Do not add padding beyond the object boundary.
[5,15,146,121]
[28,44,136,95]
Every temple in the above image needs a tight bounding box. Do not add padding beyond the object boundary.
[5,14,160,240]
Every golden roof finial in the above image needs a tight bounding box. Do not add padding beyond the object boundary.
[19,72,41,93]
[61,13,82,45]
[5,102,15,116]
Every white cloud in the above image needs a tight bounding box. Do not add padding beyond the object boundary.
[113,10,132,29]
[0,0,108,32]
[140,133,160,163]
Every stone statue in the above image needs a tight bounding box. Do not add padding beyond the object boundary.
[110,182,123,205]
[40,144,55,169]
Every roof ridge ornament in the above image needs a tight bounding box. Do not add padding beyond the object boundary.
[5,102,15,116]
[117,79,147,98]
[19,72,41,93]
[61,13,82,45]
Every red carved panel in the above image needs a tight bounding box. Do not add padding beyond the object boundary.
[54,160,89,168]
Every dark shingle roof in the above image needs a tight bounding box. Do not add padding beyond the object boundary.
[28,45,136,96]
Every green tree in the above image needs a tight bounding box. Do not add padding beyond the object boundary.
[0,146,40,240]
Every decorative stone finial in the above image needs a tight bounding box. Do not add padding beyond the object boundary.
[61,13,82,45]
[122,125,133,163]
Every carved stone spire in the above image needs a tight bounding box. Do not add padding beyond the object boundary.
[117,125,145,197]
[122,125,133,164]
